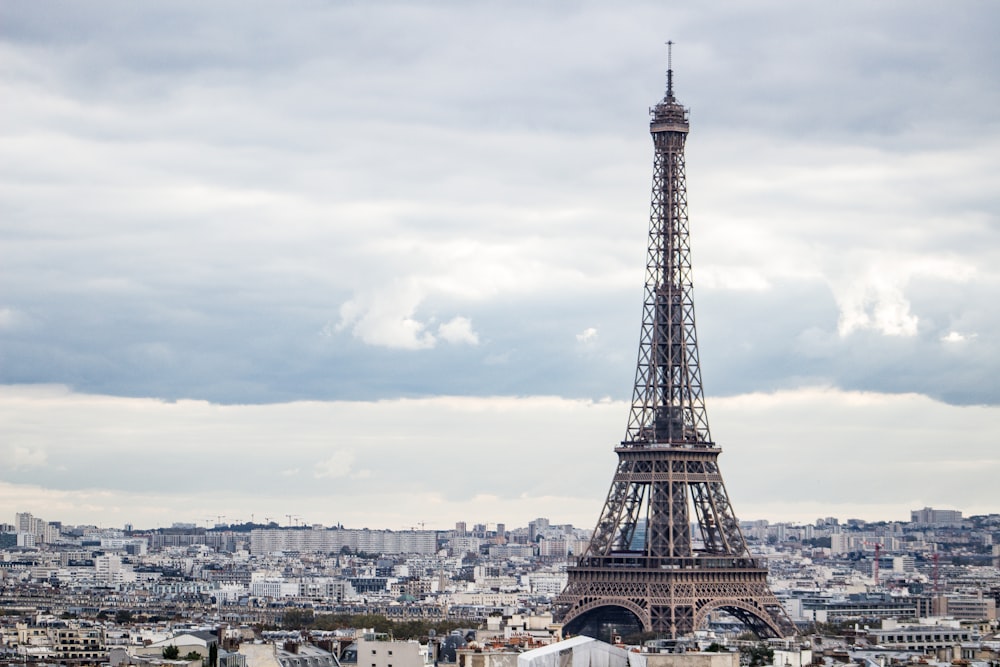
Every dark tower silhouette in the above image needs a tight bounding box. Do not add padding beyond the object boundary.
[555,45,794,640]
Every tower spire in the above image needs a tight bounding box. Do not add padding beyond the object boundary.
[666,40,674,100]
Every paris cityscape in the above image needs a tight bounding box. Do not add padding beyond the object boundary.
[2,2,999,667]
[4,506,1000,666]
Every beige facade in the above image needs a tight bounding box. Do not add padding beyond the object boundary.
[242,643,283,667]
[356,638,426,667]
[646,653,738,667]
[457,649,519,667]
[56,626,107,662]
[137,632,217,660]
[935,593,997,620]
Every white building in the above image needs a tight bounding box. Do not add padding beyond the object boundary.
[250,572,300,598]
[517,637,644,667]
[868,618,977,651]
[250,528,437,555]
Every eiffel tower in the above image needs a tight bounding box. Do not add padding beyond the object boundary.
[555,47,795,641]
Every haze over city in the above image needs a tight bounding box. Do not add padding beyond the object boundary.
[2,2,999,530]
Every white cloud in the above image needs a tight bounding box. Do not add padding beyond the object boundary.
[314,450,356,479]
[337,282,437,350]
[941,331,975,344]
[576,327,598,343]
[831,255,974,338]
[332,230,624,351]
[836,278,918,337]
[1,385,999,528]
[437,316,479,345]
[10,446,48,468]
[712,386,1000,521]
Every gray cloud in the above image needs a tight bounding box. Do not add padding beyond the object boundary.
[3,2,1000,530]
[1,5,998,409]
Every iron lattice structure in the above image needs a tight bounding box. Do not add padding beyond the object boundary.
[555,56,795,640]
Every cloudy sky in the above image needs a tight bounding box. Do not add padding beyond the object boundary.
[2,1,998,531]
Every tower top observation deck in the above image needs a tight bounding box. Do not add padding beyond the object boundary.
[650,41,689,134]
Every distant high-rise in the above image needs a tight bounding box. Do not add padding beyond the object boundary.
[528,517,550,542]
[911,507,962,526]
[555,47,794,640]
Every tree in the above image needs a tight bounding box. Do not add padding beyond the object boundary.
[741,643,773,667]
[281,608,314,629]
[162,645,180,659]
[184,651,202,661]
[208,643,218,667]
[115,610,134,624]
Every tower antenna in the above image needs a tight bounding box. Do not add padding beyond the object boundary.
[666,40,674,100]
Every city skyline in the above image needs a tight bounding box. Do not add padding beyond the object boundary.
[2,3,999,529]
[3,503,982,534]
